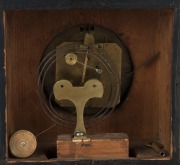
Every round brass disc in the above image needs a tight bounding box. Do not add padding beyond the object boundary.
[65,53,77,65]
[9,130,37,158]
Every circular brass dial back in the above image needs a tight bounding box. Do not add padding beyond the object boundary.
[9,130,37,158]
[38,25,133,129]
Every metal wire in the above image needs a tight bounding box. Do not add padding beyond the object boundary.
[36,43,120,128]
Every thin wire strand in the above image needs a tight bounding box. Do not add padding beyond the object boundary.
[36,124,57,137]
[127,52,160,77]
[36,44,120,128]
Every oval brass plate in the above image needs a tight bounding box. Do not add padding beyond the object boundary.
[9,130,37,158]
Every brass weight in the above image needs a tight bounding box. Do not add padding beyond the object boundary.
[9,130,37,158]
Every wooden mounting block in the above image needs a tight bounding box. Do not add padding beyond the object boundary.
[57,133,129,160]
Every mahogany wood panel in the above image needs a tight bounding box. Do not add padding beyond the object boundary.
[4,9,173,157]
[57,133,129,159]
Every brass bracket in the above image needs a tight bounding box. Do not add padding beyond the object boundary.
[53,79,104,142]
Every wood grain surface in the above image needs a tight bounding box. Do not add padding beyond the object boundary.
[57,133,129,159]
[4,9,173,157]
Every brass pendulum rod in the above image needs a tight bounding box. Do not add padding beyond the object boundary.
[81,50,89,83]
